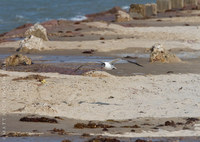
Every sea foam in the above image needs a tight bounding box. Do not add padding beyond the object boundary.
[122,5,130,10]
[15,15,25,19]
[69,15,87,21]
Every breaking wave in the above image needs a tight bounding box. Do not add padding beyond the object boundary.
[122,5,130,10]
[69,15,87,21]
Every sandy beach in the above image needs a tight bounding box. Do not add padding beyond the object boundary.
[1,7,200,141]
[1,70,200,120]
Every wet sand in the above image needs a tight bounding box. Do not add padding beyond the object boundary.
[0,48,200,76]
[1,113,200,141]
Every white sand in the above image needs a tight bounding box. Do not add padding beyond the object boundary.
[1,70,200,121]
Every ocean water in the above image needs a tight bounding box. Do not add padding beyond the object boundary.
[0,0,155,33]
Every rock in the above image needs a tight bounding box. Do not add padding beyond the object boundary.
[150,43,182,63]
[157,0,172,12]
[83,71,113,77]
[129,4,157,18]
[4,54,32,66]
[129,4,145,18]
[25,23,48,41]
[18,35,47,52]
[115,10,132,22]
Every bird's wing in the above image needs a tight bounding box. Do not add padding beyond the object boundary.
[73,65,84,72]
[126,60,144,67]
[109,58,120,65]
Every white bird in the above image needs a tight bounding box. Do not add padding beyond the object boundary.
[100,59,120,70]
[99,58,143,70]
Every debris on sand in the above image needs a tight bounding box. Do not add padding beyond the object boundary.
[135,139,152,142]
[19,116,58,123]
[74,122,114,129]
[150,43,182,63]
[185,117,200,124]
[4,54,32,66]
[83,71,113,77]
[164,120,176,127]
[54,116,64,120]
[86,137,120,142]
[121,124,141,128]
[25,23,48,41]
[50,128,68,135]
[82,133,91,137]
[0,73,9,77]
[82,49,95,54]
[12,74,48,82]
[61,140,71,142]
[18,35,47,52]
[1,132,41,137]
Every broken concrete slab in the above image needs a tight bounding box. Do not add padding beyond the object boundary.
[157,0,172,12]
[129,4,145,18]
[115,10,132,22]
[150,43,182,63]
[4,54,32,66]
[129,3,157,18]
[171,0,184,9]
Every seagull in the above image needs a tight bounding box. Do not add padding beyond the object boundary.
[100,58,143,70]
[100,59,120,70]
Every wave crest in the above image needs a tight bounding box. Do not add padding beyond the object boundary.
[69,15,87,21]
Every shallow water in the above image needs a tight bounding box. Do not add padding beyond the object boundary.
[1,136,200,142]
[0,54,128,64]
[1,52,200,76]
[0,0,156,33]
[0,136,84,142]
[33,55,117,64]
[0,51,200,65]
[117,51,200,59]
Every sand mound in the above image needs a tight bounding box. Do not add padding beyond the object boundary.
[83,71,114,77]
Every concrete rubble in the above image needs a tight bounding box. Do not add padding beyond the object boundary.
[18,35,47,52]
[150,43,182,63]
[115,10,132,22]
[129,3,157,18]
[25,23,49,41]
[132,0,200,13]
[3,54,32,66]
